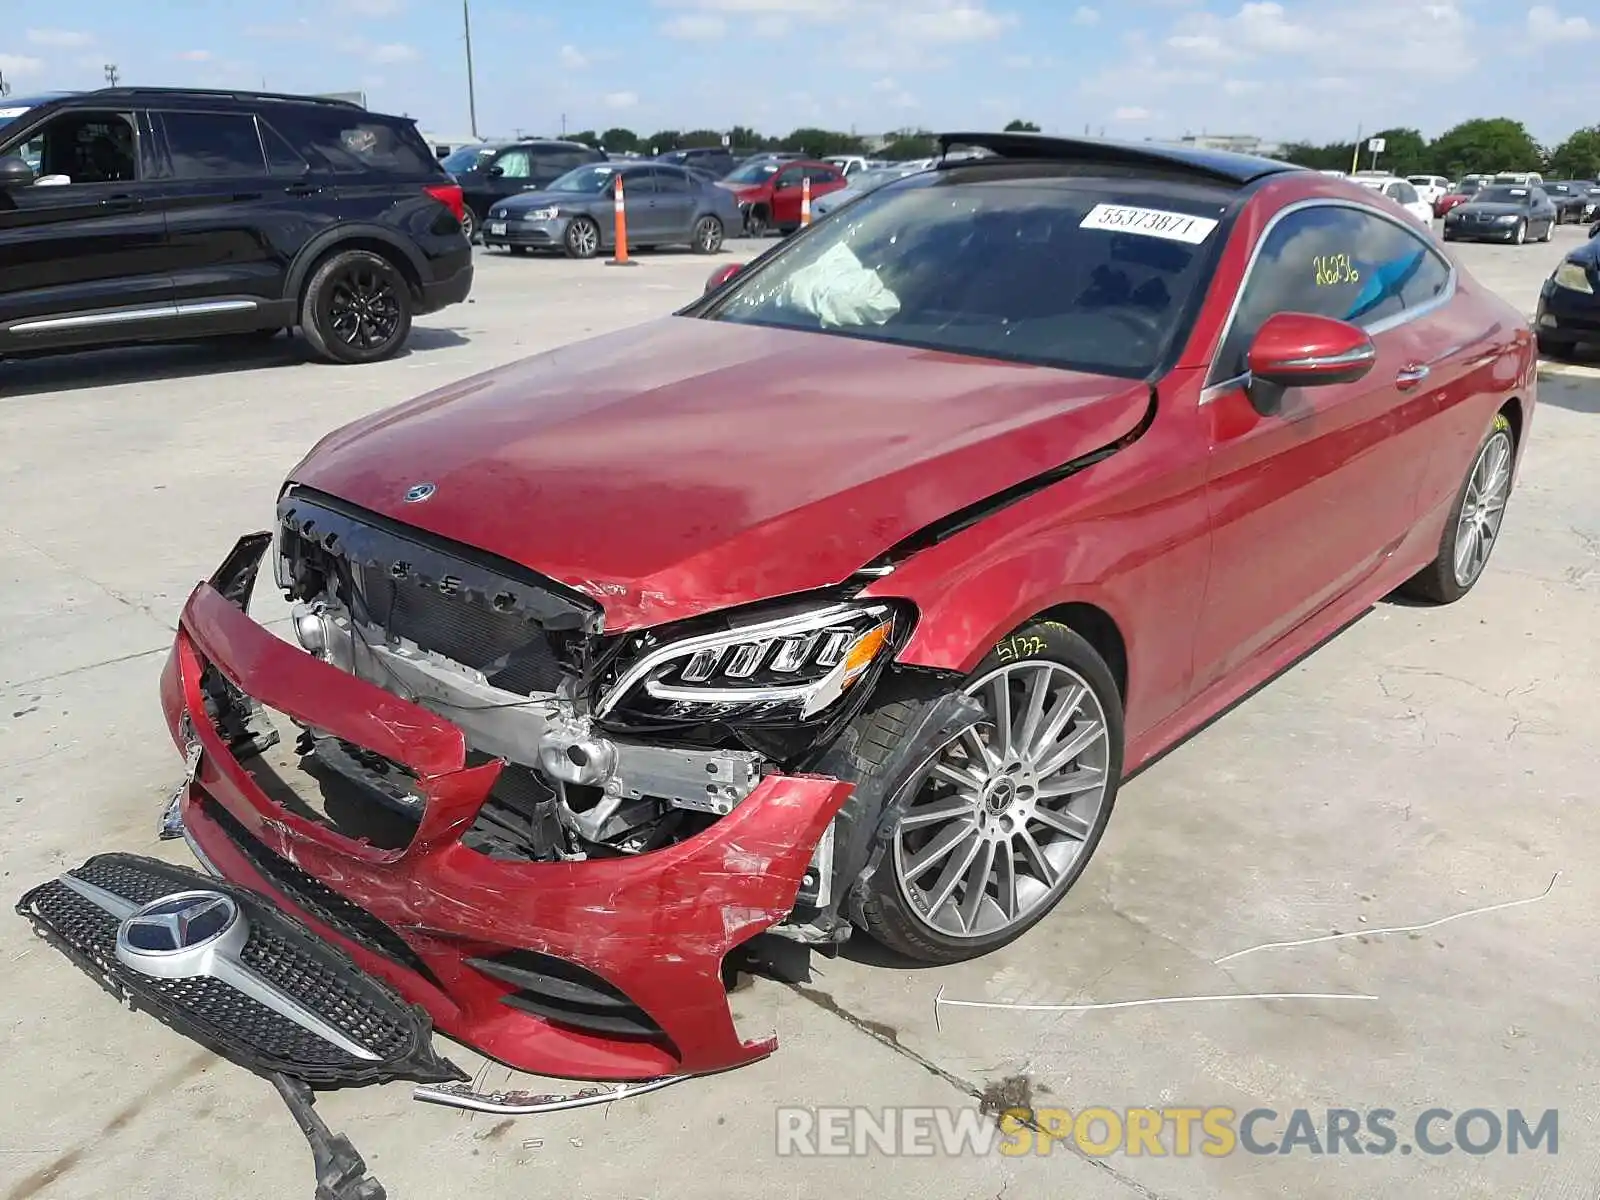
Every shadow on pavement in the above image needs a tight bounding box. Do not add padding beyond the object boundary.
[0,325,472,400]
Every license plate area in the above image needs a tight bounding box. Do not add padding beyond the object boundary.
[488,221,507,235]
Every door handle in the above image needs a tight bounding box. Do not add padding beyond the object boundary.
[283,182,323,196]
[1395,364,1431,390]
[99,194,143,212]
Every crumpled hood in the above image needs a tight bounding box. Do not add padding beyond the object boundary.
[289,317,1151,631]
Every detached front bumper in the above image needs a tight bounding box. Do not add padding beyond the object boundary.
[157,536,852,1081]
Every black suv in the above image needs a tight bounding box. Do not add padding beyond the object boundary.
[656,146,735,178]
[449,139,607,241]
[0,88,472,365]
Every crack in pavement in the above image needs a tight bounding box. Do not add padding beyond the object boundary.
[1,524,176,635]
[786,982,1177,1200]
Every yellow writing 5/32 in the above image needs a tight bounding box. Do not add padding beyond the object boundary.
[1314,253,1361,287]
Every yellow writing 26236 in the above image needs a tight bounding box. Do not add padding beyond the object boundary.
[1314,253,1361,287]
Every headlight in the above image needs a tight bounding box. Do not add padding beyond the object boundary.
[525,206,559,221]
[1496,214,1518,223]
[596,601,900,721]
[1553,260,1594,294]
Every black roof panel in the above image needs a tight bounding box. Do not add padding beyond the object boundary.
[938,131,1303,186]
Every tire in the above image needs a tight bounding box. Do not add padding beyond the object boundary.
[1399,412,1516,605]
[508,245,529,256]
[300,249,412,366]
[856,621,1125,964]
[564,217,601,259]
[460,206,478,243]
[1512,219,1527,246]
[691,215,724,254]
[1539,219,1553,243]
[744,207,770,238]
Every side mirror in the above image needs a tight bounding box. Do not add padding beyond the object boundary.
[487,164,505,178]
[1247,312,1376,389]
[0,155,36,189]
[704,262,743,293]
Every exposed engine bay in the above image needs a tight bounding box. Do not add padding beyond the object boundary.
[266,487,924,924]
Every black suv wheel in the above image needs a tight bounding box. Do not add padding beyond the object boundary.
[301,249,413,365]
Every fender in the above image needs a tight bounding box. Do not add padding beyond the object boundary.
[282,223,430,303]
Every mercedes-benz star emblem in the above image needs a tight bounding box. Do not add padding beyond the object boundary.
[115,890,244,978]
[404,482,436,503]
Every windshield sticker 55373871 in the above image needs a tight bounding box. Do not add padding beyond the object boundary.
[1079,203,1220,245]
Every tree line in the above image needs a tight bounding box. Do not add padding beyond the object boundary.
[1279,118,1600,180]
[562,117,1600,180]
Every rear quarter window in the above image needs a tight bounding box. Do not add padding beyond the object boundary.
[261,109,440,176]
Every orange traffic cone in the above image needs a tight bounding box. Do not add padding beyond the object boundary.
[800,175,812,227]
[606,173,635,266]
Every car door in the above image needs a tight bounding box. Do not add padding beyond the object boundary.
[770,165,805,226]
[151,108,338,328]
[643,165,697,241]
[1193,201,1444,689]
[0,105,172,350]
[1529,188,1557,235]
[806,164,846,203]
[474,145,534,211]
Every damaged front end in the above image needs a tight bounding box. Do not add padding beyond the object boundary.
[21,487,981,1118]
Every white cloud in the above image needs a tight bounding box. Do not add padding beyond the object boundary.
[902,2,1015,40]
[559,44,590,68]
[26,28,93,47]
[368,42,419,63]
[177,50,213,62]
[1114,105,1152,120]
[1527,5,1595,43]
[0,53,46,77]
[1222,78,1262,95]
[1072,6,1101,24]
[660,13,728,38]
[245,19,313,39]
[603,90,639,110]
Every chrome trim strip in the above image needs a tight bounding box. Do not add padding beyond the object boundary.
[9,298,259,335]
[183,823,223,878]
[1269,344,1378,370]
[59,873,141,921]
[414,1074,692,1115]
[1199,197,1459,404]
[595,602,884,718]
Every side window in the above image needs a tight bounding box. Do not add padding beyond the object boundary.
[1213,205,1453,383]
[263,110,436,175]
[13,111,138,184]
[653,166,691,193]
[492,149,532,179]
[775,166,802,190]
[623,169,658,195]
[804,165,841,185]
[160,111,266,179]
[1388,181,1419,205]
[260,121,310,176]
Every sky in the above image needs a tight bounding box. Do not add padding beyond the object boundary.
[1,0,1597,147]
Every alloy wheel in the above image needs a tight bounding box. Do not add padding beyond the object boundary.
[694,216,723,253]
[327,265,402,351]
[892,661,1112,939]
[1452,429,1513,588]
[568,219,599,258]
[460,207,476,243]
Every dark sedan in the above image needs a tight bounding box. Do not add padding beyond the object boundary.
[1535,235,1600,358]
[1544,181,1596,224]
[1441,184,1558,244]
[481,161,743,258]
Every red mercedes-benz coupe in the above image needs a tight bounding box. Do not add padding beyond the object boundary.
[21,133,1536,1155]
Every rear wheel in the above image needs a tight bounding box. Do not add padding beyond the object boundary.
[857,622,1123,964]
[1399,413,1515,605]
[460,206,478,243]
[301,249,412,365]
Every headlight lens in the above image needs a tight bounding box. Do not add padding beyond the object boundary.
[597,601,900,721]
[1496,214,1519,223]
[526,206,559,220]
[1553,260,1594,293]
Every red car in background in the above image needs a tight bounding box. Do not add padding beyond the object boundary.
[719,156,847,236]
[20,131,1537,1195]
[1435,175,1491,217]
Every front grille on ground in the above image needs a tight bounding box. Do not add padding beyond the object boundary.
[466,949,668,1041]
[16,853,462,1087]
[201,797,443,989]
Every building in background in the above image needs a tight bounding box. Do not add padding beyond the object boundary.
[1175,132,1283,157]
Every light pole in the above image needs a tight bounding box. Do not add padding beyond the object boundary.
[462,0,479,139]
[104,63,119,87]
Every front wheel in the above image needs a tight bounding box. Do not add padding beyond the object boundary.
[1399,413,1516,605]
[460,207,478,243]
[856,622,1124,964]
[691,215,724,254]
[1512,219,1527,245]
[300,249,412,365]
[1539,219,1553,243]
[744,207,769,238]
[564,216,601,259]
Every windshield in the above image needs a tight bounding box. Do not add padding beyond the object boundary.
[1475,186,1529,204]
[704,176,1225,378]
[547,163,619,192]
[441,145,495,173]
[725,160,781,184]
[0,106,30,133]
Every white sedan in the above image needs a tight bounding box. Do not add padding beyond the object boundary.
[1352,175,1435,227]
